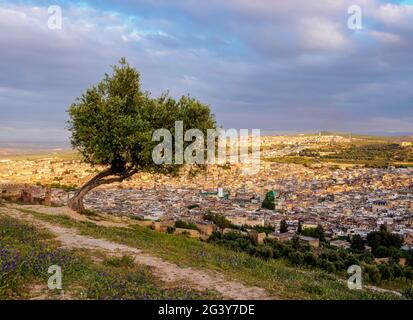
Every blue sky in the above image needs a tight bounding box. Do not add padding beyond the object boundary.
[0,0,412,143]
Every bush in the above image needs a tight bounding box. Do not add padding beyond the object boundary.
[364,264,381,284]
[166,226,176,234]
[288,251,304,266]
[203,212,235,229]
[401,286,413,300]
[345,256,360,268]
[350,235,365,251]
[301,225,325,242]
[320,260,336,273]
[375,246,390,258]
[334,261,345,272]
[378,264,394,280]
[272,248,281,259]
[304,252,318,267]
[391,263,404,279]
[254,246,274,260]
[367,226,403,256]
[174,220,200,231]
[403,266,413,280]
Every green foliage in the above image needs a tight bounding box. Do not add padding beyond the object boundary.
[249,225,275,235]
[166,226,176,234]
[68,58,216,176]
[103,255,135,268]
[288,251,304,266]
[320,260,336,273]
[207,228,413,287]
[304,252,319,267]
[18,208,402,300]
[270,142,413,168]
[86,267,217,300]
[174,220,200,231]
[375,246,391,258]
[203,212,236,229]
[320,143,413,167]
[402,285,413,300]
[351,235,365,251]
[378,264,394,281]
[367,226,404,256]
[280,220,288,233]
[297,220,302,234]
[83,209,100,217]
[301,225,326,242]
[0,217,78,298]
[363,264,382,285]
[0,216,218,300]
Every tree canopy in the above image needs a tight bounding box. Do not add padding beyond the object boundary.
[366,225,404,255]
[67,58,216,213]
[280,220,288,233]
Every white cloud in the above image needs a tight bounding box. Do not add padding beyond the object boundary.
[375,3,413,29]
[298,17,349,51]
[368,30,403,45]
[0,0,412,138]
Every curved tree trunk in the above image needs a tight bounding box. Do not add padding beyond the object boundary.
[67,180,102,213]
[68,168,137,214]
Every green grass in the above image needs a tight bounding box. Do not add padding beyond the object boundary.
[0,215,220,300]
[103,255,135,268]
[16,207,401,300]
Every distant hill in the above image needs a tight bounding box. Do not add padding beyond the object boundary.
[0,141,71,158]
[296,131,413,143]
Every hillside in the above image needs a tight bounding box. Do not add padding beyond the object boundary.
[0,202,402,300]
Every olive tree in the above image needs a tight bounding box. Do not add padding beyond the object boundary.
[67,58,215,213]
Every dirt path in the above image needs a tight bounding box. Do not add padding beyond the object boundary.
[0,205,274,300]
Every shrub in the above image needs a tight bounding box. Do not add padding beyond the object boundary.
[375,246,390,258]
[166,226,176,234]
[288,251,304,266]
[403,266,413,280]
[320,260,336,273]
[203,212,235,229]
[364,264,381,284]
[378,264,394,280]
[174,220,200,231]
[254,246,273,260]
[304,252,318,267]
[401,286,413,300]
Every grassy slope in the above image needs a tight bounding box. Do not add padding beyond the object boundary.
[17,207,399,300]
[0,215,219,300]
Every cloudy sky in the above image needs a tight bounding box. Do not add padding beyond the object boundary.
[0,0,412,143]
